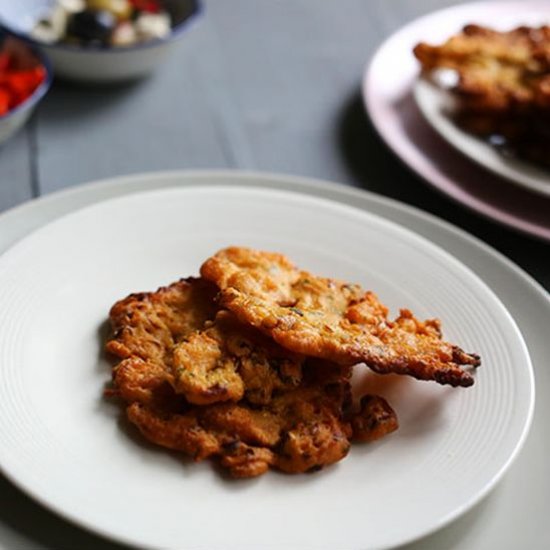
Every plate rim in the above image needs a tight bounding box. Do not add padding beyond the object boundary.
[413,78,550,198]
[362,0,550,243]
[0,170,539,550]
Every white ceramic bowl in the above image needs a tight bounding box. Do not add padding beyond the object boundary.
[0,37,52,145]
[0,0,202,83]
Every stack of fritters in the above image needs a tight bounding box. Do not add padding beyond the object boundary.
[106,247,479,478]
[414,24,550,167]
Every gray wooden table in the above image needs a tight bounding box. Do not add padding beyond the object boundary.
[0,1,548,549]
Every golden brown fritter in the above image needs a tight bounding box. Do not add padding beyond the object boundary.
[105,274,363,478]
[414,24,550,113]
[414,25,550,168]
[104,250,481,478]
[110,357,174,407]
[219,442,276,478]
[200,247,480,387]
[106,278,219,366]
[171,310,303,406]
[105,277,221,411]
[127,402,222,461]
[270,385,352,473]
[107,279,305,407]
[351,395,399,443]
[127,373,352,478]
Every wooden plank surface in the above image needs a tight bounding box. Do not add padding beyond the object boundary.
[0,1,548,549]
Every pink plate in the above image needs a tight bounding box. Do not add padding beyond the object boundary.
[363,1,550,242]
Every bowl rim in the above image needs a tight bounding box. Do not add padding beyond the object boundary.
[0,36,53,121]
[0,0,203,54]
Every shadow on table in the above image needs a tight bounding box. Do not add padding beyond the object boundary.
[0,474,136,550]
[337,89,550,289]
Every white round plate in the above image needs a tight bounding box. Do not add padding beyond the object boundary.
[414,76,550,198]
[363,1,550,241]
[0,183,534,550]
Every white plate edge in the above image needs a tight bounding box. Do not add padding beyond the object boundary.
[413,78,550,198]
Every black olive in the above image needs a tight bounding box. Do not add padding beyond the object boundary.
[66,9,116,46]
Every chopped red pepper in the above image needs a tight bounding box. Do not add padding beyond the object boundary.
[0,88,10,115]
[0,45,46,115]
[0,53,11,73]
[129,0,162,13]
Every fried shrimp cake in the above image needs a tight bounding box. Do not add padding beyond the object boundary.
[269,384,352,474]
[127,365,354,478]
[200,247,480,388]
[106,277,218,365]
[414,25,550,167]
[106,278,218,405]
[172,310,303,405]
[350,395,398,443]
[128,402,280,477]
[107,278,304,407]
[110,357,174,407]
[413,24,550,113]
